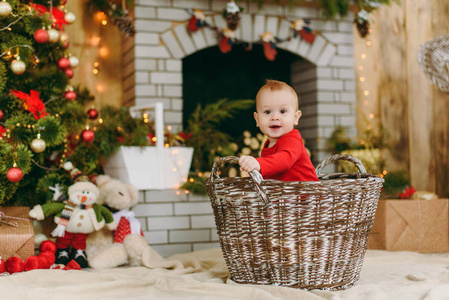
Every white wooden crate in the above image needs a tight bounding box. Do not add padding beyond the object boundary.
[103,102,193,190]
[103,146,193,190]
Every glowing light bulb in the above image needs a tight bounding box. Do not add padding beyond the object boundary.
[99,47,109,57]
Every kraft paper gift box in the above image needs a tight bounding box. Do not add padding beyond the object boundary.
[0,207,34,260]
[368,198,449,253]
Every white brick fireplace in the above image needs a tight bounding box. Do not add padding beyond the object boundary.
[124,0,357,256]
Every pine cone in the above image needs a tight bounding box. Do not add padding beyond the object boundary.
[113,15,136,37]
[355,19,370,38]
[225,12,241,31]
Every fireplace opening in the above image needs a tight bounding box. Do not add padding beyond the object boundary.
[182,45,302,139]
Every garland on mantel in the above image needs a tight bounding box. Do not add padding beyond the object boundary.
[212,0,395,38]
[187,1,318,61]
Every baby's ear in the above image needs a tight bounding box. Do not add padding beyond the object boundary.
[253,112,259,127]
[294,110,302,125]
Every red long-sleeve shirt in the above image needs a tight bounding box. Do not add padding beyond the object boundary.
[256,129,319,182]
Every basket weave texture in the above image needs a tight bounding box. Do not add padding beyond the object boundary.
[417,34,449,92]
[206,154,384,290]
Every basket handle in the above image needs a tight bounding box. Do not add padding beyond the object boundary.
[315,154,367,175]
[211,156,269,204]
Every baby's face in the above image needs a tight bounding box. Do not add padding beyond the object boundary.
[254,89,301,146]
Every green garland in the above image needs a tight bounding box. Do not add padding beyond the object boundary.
[229,0,394,19]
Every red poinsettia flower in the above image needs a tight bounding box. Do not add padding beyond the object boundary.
[0,125,6,137]
[178,132,192,141]
[398,186,416,199]
[31,3,47,15]
[11,90,49,120]
[31,4,68,31]
[51,7,68,31]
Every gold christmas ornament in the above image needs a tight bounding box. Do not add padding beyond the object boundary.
[30,133,46,153]
[0,1,12,17]
[11,59,26,74]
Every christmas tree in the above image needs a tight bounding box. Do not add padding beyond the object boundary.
[0,0,101,207]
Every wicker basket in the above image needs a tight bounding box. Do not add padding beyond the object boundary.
[206,154,384,290]
[417,34,449,92]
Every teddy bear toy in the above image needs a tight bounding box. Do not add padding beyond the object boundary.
[86,174,150,269]
[29,168,116,268]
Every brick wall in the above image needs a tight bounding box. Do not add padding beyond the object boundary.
[135,189,219,257]
[126,0,358,256]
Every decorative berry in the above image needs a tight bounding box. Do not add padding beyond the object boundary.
[39,240,57,254]
[5,256,24,274]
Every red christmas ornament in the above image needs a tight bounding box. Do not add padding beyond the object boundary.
[39,240,57,254]
[7,166,23,183]
[38,252,55,269]
[5,256,24,274]
[87,108,98,120]
[81,129,95,143]
[34,28,49,43]
[65,67,74,78]
[57,57,70,69]
[0,109,3,121]
[65,90,77,101]
[24,256,42,271]
[0,258,5,273]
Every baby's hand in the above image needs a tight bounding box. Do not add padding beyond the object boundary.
[239,156,260,173]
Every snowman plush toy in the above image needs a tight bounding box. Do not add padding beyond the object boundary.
[29,167,116,268]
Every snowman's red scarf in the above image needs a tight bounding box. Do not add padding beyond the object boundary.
[51,201,93,237]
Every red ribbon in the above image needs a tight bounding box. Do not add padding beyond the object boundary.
[10,90,49,120]
[31,4,68,31]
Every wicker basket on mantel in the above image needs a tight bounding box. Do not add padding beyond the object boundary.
[206,154,384,290]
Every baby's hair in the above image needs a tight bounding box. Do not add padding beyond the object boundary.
[256,79,298,109]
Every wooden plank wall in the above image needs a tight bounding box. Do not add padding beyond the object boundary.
[65,0,123,108]
[358,0,449,197]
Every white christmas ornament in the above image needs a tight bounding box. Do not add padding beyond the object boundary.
[11,59,26,74]
[69,56,79,68]
[0,1,12,17]
[30,135,46,153]
[64,11,76,24]
[47,28,59,42]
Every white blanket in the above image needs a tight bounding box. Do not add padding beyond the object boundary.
[1,248,448,300]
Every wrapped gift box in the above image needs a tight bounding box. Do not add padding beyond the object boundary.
[0,207,34,260]
[368,198,449,253]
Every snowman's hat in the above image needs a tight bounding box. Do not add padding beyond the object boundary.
[67,167,99,198]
